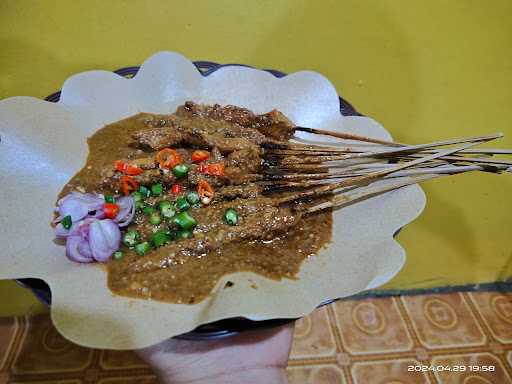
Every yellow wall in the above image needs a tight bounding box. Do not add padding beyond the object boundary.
[1,0,511,315]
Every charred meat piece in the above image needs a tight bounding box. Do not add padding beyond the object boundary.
[128,197,302,273]
[214,183,262,201]
[225,147,262,172]
[177,101,295,141]
[132,117,266,153]
[132,127,184,150]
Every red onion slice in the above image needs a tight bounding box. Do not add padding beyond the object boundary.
[66,235,95,263]
[115,196,135,227]
[56,192,105,223]
[88,219,121,262]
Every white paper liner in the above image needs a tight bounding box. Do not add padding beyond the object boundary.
[0,51,425,349]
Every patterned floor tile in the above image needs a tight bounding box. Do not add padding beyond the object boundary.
[401,293,486,349]
[99,350,148,370]
[1,290,511,383]
[468,292,512,344]
[287,364,346,384]
[290,307,337,358]
[333,297,413,355]
[351,359,431,384]
[432,353,511,383]
[0,317,17,371]
[11,315,93,374]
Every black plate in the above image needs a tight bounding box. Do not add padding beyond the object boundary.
[16,60,361,341]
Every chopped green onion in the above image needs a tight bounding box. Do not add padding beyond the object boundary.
[186,192,200,204]
[113,251,124,260]
[176,196,190,211]
[192,202,202,209]
[151,183,163,196]
[172,164,190,178]
[135,201,145,211]
[123,230,140,247]
[149,212,162,225]
[104,195,115,203]
[132,191,144,202]
[61,215,72,230]
[224,209,239,226]
[177,229,193,239]
[139,185,151,198]
[143,206,155,215]
[151,230,171,247]
[135,241,152,256]
[173,211,197,230]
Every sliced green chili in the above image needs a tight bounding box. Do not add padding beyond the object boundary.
[151,230,171,247]
[61,215,72,230]
[123,230,140,247]
[176,196,190,211]
[143,206,155,215]
[172,164,190,178]
[149,212,162,225]
[151,183,163,196]
[224,209,239,226]
[113,250,124,260]
[135,241,152,256]
[186,192,200,204]
[104,194,115,203]
[173,211,197,230]
[139,185,151,198]
[132,191,144,202]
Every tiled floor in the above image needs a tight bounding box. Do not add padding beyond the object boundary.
[0,291,511,383]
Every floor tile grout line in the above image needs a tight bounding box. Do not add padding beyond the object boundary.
[288,357,337,366]
[4,316,26,373]
[8,368,156,381]
[93,368,156,378]
[325,304,345,354]
[0,316,18,373]
[326,303,353,384]
[395,297,423,348]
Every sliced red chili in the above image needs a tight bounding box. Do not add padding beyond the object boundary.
[114,160,143,176]
[156,148,182,169]
[103,203,120,219]
[121,175,139,196]
[197,180,214,204]
[171,184,183,195]
[191,150,210,163]
[198,163,225,176]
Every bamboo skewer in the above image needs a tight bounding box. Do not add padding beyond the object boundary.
[294,126,403,146]
[272,141,483,202]
[304,174,442,214]
[264,134,505,170]
[405,153,512,166]
[260,164,509,189]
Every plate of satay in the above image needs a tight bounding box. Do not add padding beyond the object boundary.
[0,52,510,349]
